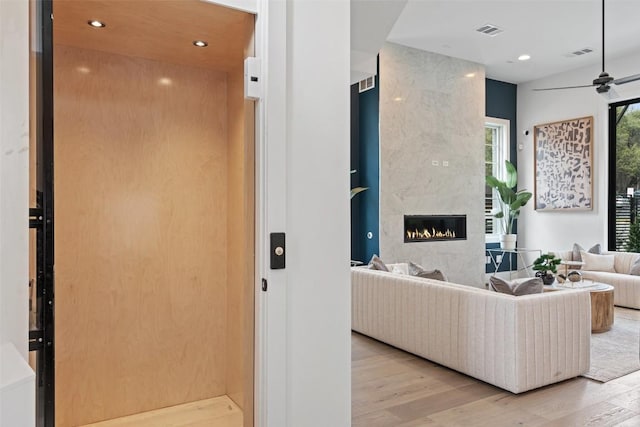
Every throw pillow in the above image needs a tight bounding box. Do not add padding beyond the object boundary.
[368,254,389,272]
[630,256,640,276]
[389,263,409,275]
[572,243,601,262]
[416,269,447,281]
[489,276,543,296]
[580,250,615,272]
[408,261,448,281]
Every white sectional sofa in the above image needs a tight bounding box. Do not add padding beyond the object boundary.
[555,250,640,309]
[351,267,592,394]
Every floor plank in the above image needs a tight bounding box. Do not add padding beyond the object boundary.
[352,307,640,426]
[81,396,242,427]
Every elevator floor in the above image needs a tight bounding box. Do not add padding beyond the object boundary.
[81,395,243,427]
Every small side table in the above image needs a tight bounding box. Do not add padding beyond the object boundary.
[486,248,542,278]
[559,260,585,276]
[589,284,615,333]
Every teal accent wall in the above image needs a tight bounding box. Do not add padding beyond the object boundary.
[486,78,518,166]
[485,78,518,273]
[351,73,380,263]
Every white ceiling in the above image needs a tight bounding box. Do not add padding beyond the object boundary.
[386,0,640,84]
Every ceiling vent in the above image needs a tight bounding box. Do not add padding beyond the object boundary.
[565,47,595,58]
[358,76,375,93]
[475,24,503,37]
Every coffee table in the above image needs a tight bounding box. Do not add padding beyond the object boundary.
[545,281,614,333]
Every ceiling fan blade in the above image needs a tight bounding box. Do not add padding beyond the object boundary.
[533,84,595,91]
[612,74,640,86]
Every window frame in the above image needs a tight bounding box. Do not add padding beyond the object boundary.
[485,116,510,243]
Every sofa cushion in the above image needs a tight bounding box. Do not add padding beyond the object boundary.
[581,251,615,272]
[408,261,447,281]
[489,276,543,296]
[629,256,640,276]
[572,243,601,262]
[368,254,389,272]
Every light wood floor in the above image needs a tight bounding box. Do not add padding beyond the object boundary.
[353,308,640,426]
[81,395,242,427]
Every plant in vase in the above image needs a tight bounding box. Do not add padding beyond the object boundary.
[486,160,532,249]
[532,253,561,286]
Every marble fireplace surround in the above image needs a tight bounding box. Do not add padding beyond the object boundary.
[379,42,486,287]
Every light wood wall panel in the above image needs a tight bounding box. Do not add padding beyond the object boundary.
[54,45,229,426]
[225,12,254,426]
[225,13,255,426]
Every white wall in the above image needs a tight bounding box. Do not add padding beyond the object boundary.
[285,0,351,425]
[0,0,34,425]
[518,50,640,253]
[0,0,30,359]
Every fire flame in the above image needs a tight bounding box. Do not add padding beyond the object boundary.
[406,227,456,240]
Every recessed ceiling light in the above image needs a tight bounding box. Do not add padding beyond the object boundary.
[465,73,476,78]
[158,77,173,86]
[518,54,531,61]
[88,20,106,28]
[76,66,90,74]
[193,40,208,48]
[393,97,403,102]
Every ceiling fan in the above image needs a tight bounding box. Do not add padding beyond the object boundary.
[534,0,640,94]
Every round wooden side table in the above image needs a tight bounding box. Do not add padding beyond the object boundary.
[589,284,614,333]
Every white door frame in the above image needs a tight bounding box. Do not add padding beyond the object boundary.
[254,0,287,426]
[203,1,288,424]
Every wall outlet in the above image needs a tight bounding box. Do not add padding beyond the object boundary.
[442,160,449,167]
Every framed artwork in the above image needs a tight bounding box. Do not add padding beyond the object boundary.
[534,116,593,211]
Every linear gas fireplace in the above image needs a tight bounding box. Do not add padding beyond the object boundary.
[404,215,467,243]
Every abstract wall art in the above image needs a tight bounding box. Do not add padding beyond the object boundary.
[534,116,593,211]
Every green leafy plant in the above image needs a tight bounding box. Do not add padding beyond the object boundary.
[486,160,532,235]
[626,220,640,252]
[532,253,562,274]
[350,169,368,200]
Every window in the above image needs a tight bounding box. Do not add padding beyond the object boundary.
[609,98,640,251]
[485,117,510,238]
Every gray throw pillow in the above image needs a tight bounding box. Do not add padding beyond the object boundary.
[368,254,389,272]
[416,269,447,281]
[408,261,448,281]
[572,243,601,262]
[489,276,543,296]
[630,256,640,276]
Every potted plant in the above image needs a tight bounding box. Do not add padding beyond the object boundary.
[532,253,561,285]
[486,160,532,249]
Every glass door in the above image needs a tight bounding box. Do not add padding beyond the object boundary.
[608,97,640,251]
[29,0,55,425]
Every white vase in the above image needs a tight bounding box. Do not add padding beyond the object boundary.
[500,234,517,250]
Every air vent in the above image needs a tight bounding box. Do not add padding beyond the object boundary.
[566,47,594,57]
[475,24,504,37]
[358,76,375,93]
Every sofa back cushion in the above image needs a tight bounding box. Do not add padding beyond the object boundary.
[581,251,615,272]
[603,250,640,274]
